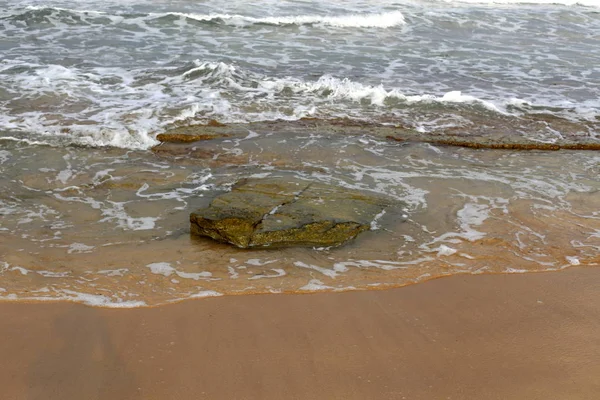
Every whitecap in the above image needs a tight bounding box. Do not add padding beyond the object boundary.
[167,11,406,28]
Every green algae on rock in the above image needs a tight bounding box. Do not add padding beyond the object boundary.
[190,178,395,248]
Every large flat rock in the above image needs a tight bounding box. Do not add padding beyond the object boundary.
[190,178,395,248]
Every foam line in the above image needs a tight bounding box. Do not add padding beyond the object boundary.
[169,11,406,28]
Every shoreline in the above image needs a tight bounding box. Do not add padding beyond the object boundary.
[1,267,599,399]
[2,122,599,305]
[0,266,595,308]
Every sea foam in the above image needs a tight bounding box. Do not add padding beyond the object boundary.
[20,6,406,28]
[1,60,511,150]
[169,11,406,28]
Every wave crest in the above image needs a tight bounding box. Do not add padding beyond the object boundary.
[11,7,405,29]
[3,60,596,150]
[171,11,406,28]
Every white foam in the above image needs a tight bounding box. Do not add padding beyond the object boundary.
[0,150,11,164]
[37,271,71,278]
[146,262,214,280]
[294,261,338,278]
[228,266,240,279]
[457,203,489,241]
[370,209,386,230]
[0,288,147,308]
[566,256,580,266]
[57,290,147,308]
[92,169,115,185]
[435,245,458,257]
[505,267,528,273]
[248,269,286,280]
[0,137,60,147]
[176,271,214,280]
[25,5,106,15]
[4,57,580,151]
[187,290,223,299]
[97,268,129,277]
[423,201,492,249]
[299,279,334,291]
[67,243,95,254]
[10,266,29,275]
[333,259,413,271]
[18,7,406,28]
[2,62,160,149]
[0,202,18,216]
[260,76,501,111]
[170,11,405,28]
[248,173,272,179]
[245,259,278,266]
[52,193,157,232]
[101,203,157,231]
[146,262,175,277]
[244,131,260,140]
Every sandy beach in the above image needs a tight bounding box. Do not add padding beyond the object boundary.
[1,267,599,400]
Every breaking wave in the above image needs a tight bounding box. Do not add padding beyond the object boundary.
[2,59,598,149]
[5,7,406,29]
[0,59,521,149]
[167,11,406,28]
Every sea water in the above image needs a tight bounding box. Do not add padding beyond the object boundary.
[1,0,599,306]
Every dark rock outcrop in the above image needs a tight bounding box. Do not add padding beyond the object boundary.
[190,178,395,248]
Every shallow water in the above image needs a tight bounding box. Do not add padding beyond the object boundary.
[1,0,599,306]
[1,124,599,306]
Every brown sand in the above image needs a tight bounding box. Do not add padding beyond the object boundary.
[1,268,600,400]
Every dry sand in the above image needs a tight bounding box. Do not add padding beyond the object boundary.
[1,268,599,400]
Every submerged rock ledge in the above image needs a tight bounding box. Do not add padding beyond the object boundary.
[190,178,395,248]
[386,136,600,151]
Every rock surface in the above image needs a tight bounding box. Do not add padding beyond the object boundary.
[155,133,224,143]
[190,178,394,248]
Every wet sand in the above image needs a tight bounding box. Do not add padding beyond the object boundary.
[1,268,600,400]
